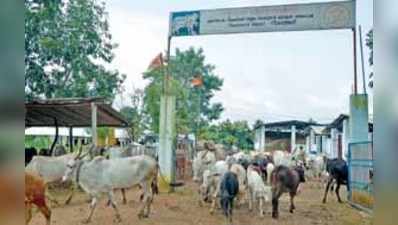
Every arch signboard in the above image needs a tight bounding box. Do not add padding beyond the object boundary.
[169,1,355,37]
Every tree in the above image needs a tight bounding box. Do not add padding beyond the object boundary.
[253,119,264,129]
[199,120,254,150]
[143,47,224,134]
[366,29,373,88]
[120,89,148,142]
[25,0,125,101]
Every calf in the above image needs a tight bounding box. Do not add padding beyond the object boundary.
[62,153,157,223]
[271,165,305,219]
[322,158,349,203]
[247,165,272,217]
[219,172,239,225]
[25,172,51,225]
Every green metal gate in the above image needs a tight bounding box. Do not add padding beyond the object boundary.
[348,141,374,211]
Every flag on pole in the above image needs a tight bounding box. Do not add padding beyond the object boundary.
[148,53,164,70]
[191,75,203,87]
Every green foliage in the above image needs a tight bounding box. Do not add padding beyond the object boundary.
[25,0,125,101]
[143,47,224,134]
[253,119,264,129]
[199,120,254,150]
[366,29,373,88]
[119,89,148,142]
[25,136,51,149]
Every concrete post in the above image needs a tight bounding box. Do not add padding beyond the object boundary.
[158,95,176,193]
[331,128,338,159]
[342,118,350,160]
[309,129,315,153]
[260,126,266,152]
[291,125,296,153]
[305,136,310,153]
[316,136,321,153]
[255,128,260,151]
[91,102,97,147]
[349,94,369,143]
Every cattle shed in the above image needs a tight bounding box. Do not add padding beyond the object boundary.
[254,120,321,152]
[25,97,129,153]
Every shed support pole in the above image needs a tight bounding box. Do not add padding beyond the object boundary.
[291,125,296,153]
[91,102,97,147]
[49,117,58,156]
[69,127,73,153]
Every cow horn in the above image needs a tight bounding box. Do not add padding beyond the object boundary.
[75,145,83,159]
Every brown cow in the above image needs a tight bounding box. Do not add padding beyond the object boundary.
[271,165,305,219]
[25,172,51,225]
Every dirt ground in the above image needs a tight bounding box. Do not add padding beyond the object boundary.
[29,180,372,225]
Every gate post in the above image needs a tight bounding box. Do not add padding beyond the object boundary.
[349,94,369,143]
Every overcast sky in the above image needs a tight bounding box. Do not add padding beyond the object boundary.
[105,0,373,125]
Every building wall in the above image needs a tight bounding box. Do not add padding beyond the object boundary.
[265,136,305,152]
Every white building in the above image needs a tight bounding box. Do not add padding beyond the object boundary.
[307,114,373,160]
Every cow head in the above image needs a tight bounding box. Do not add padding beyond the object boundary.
[62,145,88,182]
[294,165,306,183]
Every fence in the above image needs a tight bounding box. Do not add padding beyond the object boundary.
[348,141,374,211]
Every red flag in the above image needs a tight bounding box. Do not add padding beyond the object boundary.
[148,53,164,70]
[191,75,203,87]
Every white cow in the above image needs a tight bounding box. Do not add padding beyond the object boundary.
[273,150,297,167]
[199,160,228,205]
[62,154,157,223]
[25,153,81,205]
[192,150,217,182]
[247,165,272,217]
[305,154,327,188]
[266,162,275,185]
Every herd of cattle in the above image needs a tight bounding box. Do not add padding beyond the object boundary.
[25,144,350,225]
[191,148,349,224]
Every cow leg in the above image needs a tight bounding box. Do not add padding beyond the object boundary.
[259,196,264,217]
[335,182,343,203]
[289,192,296,213]
[138,179,152,219]
[121,189,127,204]
[37,203,51,225]
[83,197,97,223]
[25,202,32,225]
[322,177,333,204]
[108,192,122,222]
[210,183,220,214]
[145,180,154,217]
[45,189,60,206]
[272,188,282,219]
[64,184,75,205]
[248,188,253,212]
[228,199,233,225]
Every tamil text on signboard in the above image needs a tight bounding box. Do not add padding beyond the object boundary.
[170,1,355,36]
